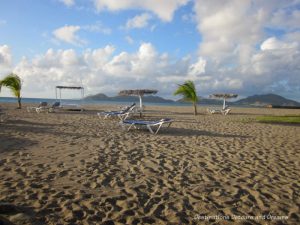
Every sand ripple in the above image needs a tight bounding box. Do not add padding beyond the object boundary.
[0,104,299,224]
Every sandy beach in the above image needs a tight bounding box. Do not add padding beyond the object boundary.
[0,102,299,225]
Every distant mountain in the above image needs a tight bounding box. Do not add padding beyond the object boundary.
[84,93,108,100]
[234,94,300,107]
[84,93,174,103]
[177,96,224,105]
[85,93,300,107]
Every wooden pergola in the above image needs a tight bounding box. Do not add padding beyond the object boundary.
[55,86,84,102]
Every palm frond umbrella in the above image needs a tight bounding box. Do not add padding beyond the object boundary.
[209,93,238,109]
[119,89,158,116]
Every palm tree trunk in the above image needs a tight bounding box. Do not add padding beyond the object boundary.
[193,102,197,115]
[17,96,21,109]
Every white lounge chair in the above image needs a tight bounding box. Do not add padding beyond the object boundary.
[207,107,231,115]
[47,101,62,113]
[121,118,173,134]
[36,101,60,113]
[27,102,48,112]
[97,103,136,121]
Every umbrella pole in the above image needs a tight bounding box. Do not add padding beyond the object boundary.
[223,98,226,110]
[139,95,143,117]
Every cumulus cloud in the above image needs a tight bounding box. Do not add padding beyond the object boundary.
[194,0,265,63]
[53,25,86,46]
[260,37,298,50]
[4,32,300,100]
[59,0,75,7]
[191,0,300,97]
[9,43,196,98]
[125,13,152,29]
[248,36,300,79]
[0,45,12,76]
[269,8,300,31]
[93,0,189,22]
[188,57,206,77]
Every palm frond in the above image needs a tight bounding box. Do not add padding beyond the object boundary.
[0,73,21,94]
[0,73,22,108]
[174,80,198,115]
[174,80,198,102]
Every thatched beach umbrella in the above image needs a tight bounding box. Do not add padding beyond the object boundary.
[209,93,238,109]
[119,89,158,116]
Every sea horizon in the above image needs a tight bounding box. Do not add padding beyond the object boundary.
[0,96,261,109]
[0,96,191,107]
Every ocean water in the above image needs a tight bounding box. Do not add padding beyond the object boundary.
[0,97,253,109]
[0,97,193,107]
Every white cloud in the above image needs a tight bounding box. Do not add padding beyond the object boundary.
[93,0,189,22]
[53,25,86,46]
[188,57,206,77]
[2,34,300,100]
[59,0,75,7]
[83,45,115,70]
[260,37,298,51]
[270,9,300,31]
[194,0,265,63]
[125,13,152,29]
[191,0,300,97]
[9,43,191,98]
[103,42,159,78]
[0,45,12,76]
[82,22,112,35]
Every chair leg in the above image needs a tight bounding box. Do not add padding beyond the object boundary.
[146,125,154,134]
[154,123,164,135]
[121,113,129,121]
[98,114,105,119]
[128,124,135,131]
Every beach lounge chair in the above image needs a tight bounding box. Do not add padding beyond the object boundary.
[47,101,61,113]
[207,107,231,115]
[36,101,60,113]
[27,102,48,112]
[121,118,173,134]
[97,103,136,121]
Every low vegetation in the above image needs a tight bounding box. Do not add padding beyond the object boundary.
[256,115,300,124]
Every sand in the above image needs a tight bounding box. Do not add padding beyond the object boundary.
[0,102,299,225]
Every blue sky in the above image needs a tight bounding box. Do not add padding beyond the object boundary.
[0,0,198,60]
[0,0,300,101]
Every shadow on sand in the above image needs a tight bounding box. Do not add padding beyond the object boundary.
[1,119,99,139]
[129,126,251,138]
[0,202,44,225]
[0,134,38,153]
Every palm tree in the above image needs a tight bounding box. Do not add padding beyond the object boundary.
[174,80,198,115]
[0,73,22,108]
